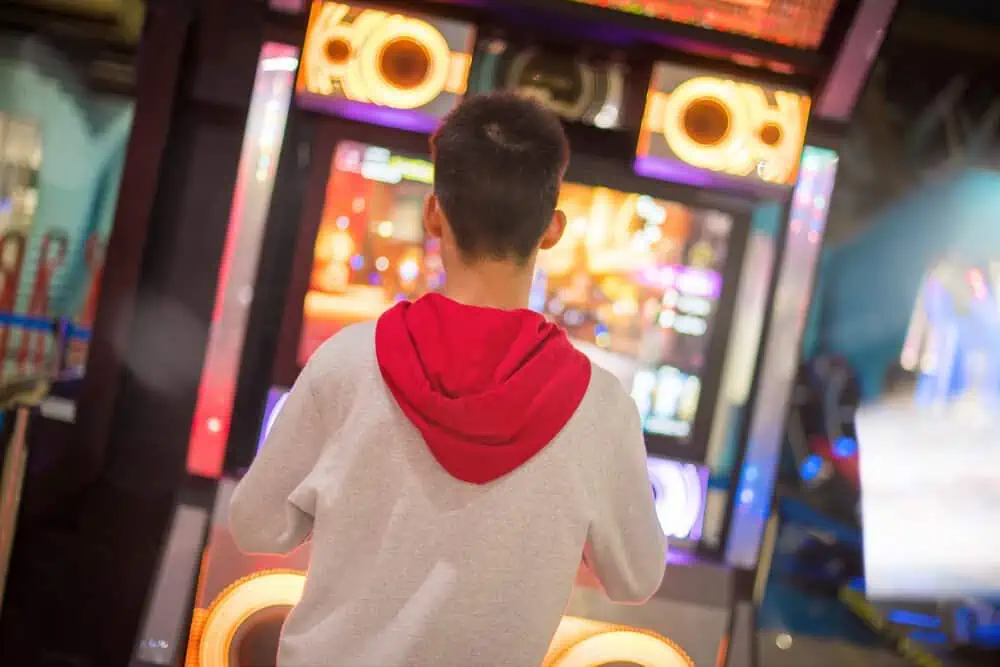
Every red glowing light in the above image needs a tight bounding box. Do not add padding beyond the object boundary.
[569,0,839,49]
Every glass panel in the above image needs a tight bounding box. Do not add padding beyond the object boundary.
[725,146,839,568]
[0,31,134,380]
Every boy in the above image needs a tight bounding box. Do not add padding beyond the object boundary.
[230,92,666,667]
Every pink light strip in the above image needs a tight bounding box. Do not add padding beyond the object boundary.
[186,43,298,478]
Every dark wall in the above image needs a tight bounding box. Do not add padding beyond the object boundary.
[1,1,269,664]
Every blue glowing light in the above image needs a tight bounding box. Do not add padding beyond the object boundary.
[799,454,825,482]
[832,436,858,458]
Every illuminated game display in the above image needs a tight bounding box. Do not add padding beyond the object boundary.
[296,1,475,133]
[568,0,840,49]
[300,142,734,444]
[636,62,810,189]
[298,142,439,364]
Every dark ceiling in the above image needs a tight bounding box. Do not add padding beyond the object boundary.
[824,0,1000,245]
[907,0,1000,22]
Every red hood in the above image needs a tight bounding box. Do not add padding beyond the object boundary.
[376,293,591,484]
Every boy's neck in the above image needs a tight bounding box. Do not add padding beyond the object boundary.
[442,259,535,311]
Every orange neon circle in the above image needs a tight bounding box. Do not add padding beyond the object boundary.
[662,76,753,177]
[551,629,695,667]
[198,570,305,667]
[356,13,451,109]
[682,98,731,147]
[301,3,354,97]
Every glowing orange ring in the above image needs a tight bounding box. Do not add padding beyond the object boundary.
[300,2,353,97]
[662,76,753,176]
[357,14,451,109]
[198,569,305,666]
[551,628,695,667]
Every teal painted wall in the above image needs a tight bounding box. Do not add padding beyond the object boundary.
[809,169,1000,395]
[0,47,132,321]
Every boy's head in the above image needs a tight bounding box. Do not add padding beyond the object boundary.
[426,92,570,266]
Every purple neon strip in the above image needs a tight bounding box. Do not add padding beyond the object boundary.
[296,93,443,135]
[634,155,792,196]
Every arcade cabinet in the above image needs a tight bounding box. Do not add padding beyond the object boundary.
[130,1,897,666]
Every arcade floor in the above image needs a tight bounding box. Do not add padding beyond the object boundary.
[759,632,910,667]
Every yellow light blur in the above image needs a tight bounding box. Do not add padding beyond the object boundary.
[639,71,810,186]
[198,570,305,666]
[299,2,470,111]
[358,14,451,109]
[446,52,472,95]
[553,630,694,666]
[376,221,394,238]
[330,230,355,260]
[190,571,694,667]
[662,78,750,175]
[544,616,694,667]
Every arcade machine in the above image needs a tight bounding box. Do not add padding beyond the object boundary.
[132,1,897,666]
[842,260,1000,665]
[752,356,875,657]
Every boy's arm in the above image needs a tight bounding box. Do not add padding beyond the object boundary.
[584,388,667,604]
[229,368,326,555]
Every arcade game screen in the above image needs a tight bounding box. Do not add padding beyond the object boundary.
[568,0,840,49]
[299,141,734,442]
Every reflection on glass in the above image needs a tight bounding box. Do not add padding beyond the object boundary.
[300,142,439,364]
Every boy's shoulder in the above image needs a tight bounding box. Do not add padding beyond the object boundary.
[579,361,641,427]
[303,320,377,382]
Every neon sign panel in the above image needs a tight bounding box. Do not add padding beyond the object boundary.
[297,1,475,133]
[636,63,810,189]
[568,0,838,50]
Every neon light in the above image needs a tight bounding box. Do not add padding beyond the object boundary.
[637,65,810,188]
[297,1,474,129]
[799,454,825,482]
[553,630,694,666]
[191,578,695,667]
[647,457,708,541]
[186,44,298,478]
[197,570,305,665]
[725,146,839,568]
[546,617,694,667]
[832,436,858,459]
[257,388,290,453]
[567,0,838,50]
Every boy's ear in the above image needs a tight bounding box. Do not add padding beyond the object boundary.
[539,209,567,250]
[423,193,444,240]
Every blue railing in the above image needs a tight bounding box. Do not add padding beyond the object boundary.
[0,312,92,382]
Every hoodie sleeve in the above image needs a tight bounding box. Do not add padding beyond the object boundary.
[229,366,326,555]
[583,384,667,604]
